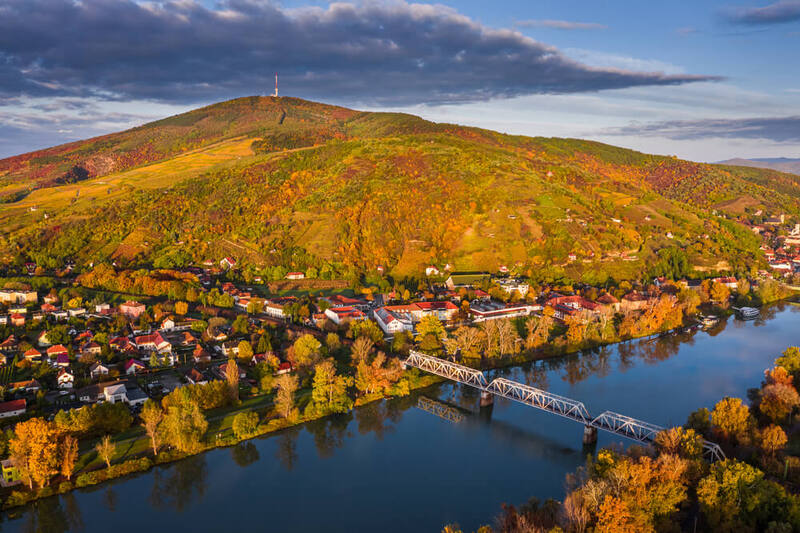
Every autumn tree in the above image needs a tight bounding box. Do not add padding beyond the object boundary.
[310,359,353,415]
[10,418,60,489]
[350,336,374,364]
[711,397,754,445]
[95,435,114,469]
[274,374,299,419]
[237,340,254,362]
[175,301,189,315]
[443,326,486,359]
[758,424,787,457]
[141,400,164,456]
[60,435,78,481]
[355,352,403,395]
[525,315,551,350]
[225,358,240,403]
[417,315,446,340]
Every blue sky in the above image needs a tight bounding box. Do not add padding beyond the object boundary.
[1,0,799,161]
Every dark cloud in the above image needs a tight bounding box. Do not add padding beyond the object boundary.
[516,19,607,30]
[0,0,719,106]
[726,1,800,24]
[603,116,800,142]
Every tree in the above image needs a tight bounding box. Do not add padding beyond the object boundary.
[9,418,60,489]
[710,282,731,305]
[711,397,753,444]
[596,495,636,533]
[292,334,322,367]
[350,336,374,364]
[232,411,259,439]
[525,315,552,350]
[232,315,249,335]
[161,389,208,453]
[443,326,485,359]
[141,400,164,456]
[274,374,299,419]
[355,352,403,395]
[256,334,272,354]
[237,340,254,362]
[325,332,341,353]
[348,319,383,343]
[95,435,114,469]
[417,315,445,340]
[775,347,800,377]
[758,424,787,457]
[175,301,189,315]
[759,382,800,423]
[60,435,78,480]
[225,359,240,403]
[311,359,353,414]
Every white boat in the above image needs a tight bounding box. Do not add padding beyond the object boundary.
[737,307,759,320]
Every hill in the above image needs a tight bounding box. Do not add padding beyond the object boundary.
[1,96,799,283]
[717,157,800,176]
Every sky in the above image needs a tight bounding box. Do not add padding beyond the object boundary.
[0,0,799,161]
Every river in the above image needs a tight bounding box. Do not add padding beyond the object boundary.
[4,303,800,532]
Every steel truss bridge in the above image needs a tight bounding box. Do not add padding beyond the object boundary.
[405,350,725,462]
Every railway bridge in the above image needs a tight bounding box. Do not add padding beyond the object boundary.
[404,350,725,462]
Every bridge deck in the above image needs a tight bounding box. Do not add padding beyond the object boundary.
[405,351,724,461]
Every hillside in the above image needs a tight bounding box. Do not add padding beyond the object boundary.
[718,157,800,176]
[1,96,799,282]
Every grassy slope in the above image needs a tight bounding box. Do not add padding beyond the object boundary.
[1,96,798,280]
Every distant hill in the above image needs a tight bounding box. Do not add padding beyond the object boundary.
[1,96,799,281]
[718,157,800,176]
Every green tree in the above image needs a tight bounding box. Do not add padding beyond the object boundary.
[311,359,354,415]
[161,389,208,453]
[232,411,260,439]
[291,334,322,367]
[237,340,254,362]
[417,315,446,340]
[256,334,272,354]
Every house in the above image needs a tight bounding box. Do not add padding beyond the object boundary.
[10,379,40,393]
[22,348,42,362]
[9,314,25,327]
[1,458,22,487]
[544,295,602,321]
[89,362,110,380]
[125,359,146,375]
[77,380,146,406]
[184,367,209,385]
[109,336,135,353]
[263,296,297,319]
[285,271,305,280]
[37,330,53,346]
[222,340,240,357]
[46,344,69,359]
[192,345,211,364]
[81,341,102,357]
[0,399,26,419]
[67,307,86,318]
[0,316,6,326]
[496,279,530,297]
[319,294,370,311]
[324,306,367,325]
[57,368,74,389]
[469,300,541,322]
[134,332,172,353]
[425,265,441,276]
[373,307,414,334]
[274,361,293,376]
[620,291,651,312]
[103,383,128,404]
[413,301,459,322]
[95,303,111,314]
[445,272,490,290]
[0,289,37,305]
[43,293,59,305]
[0,335,18,353]
[119,301,146,319]
[220,257,237,270]
[713,276,739,289]
[55,354,70,367]
[596,293,621,312]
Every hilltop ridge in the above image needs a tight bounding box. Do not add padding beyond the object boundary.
[1,96,799,281]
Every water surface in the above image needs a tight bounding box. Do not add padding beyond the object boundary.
[6,303,800,532]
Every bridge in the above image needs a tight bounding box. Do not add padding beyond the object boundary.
[404,351,725,462]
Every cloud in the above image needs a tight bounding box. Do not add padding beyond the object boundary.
[0,0,718,107]
[726,1,800,24]
[602,116,800,142]
[516,19,607,30]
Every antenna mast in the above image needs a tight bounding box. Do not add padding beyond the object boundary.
[273,73,279,97]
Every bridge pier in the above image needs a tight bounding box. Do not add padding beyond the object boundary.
[582,425,598,446]
[480,390,494,407]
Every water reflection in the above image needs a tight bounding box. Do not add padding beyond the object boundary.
[231,442,260,468]
[275,427,300,471]
[149,455,208,512]
[307,415,351,459]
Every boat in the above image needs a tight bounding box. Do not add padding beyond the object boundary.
[736,307,759,320]
[700,315,719,329]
